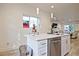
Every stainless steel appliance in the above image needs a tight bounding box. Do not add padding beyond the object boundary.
[47,37,61,56]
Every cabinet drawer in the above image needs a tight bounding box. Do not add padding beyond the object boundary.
[38,47,47,52]
[39,52,47,56]
[38,43,47,49]
[38,40,47,45]
[38,47,47,55]
[38,40,47,49]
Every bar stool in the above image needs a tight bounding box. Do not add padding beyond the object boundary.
[19,45,33,56]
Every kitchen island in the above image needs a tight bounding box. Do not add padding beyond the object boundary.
[26,33,70,56]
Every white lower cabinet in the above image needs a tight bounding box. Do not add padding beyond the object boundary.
[27,34,70,56]
[27,37,47,56]
[38,40,47,56]
[38,48,47,56]
[61,35,70,56]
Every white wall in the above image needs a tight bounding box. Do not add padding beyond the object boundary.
[0,4,51,51]
[1,3,79,51]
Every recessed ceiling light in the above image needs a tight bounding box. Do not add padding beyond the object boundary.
[51,5,54,8]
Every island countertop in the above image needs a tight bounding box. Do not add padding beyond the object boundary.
[25,33,70,41]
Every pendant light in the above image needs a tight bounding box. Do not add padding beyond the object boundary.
[50,5,54,19]
[51,5,54,9]
[36,8,39,15]
[51,13,54,18]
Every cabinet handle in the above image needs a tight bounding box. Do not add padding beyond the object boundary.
[41,52,46,55]
[41,43,46,45]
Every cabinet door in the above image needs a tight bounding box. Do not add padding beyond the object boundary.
[61,36,67,56]
[66,35,70,53]
[61,35,70,56]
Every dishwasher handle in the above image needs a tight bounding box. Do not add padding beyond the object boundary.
[51,40,61,43]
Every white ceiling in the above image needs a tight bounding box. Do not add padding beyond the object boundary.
[1,3,79,23]
[1,3,79,13]
[21,3,79,13]
[19,3,79,23]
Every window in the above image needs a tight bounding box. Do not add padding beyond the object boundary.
[23,16,29,29]
[64,24,75,33]
[23,16,40,29]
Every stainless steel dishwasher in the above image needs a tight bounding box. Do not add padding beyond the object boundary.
[47,37,61,56]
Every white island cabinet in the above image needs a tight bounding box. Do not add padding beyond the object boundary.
[61,34,70,56]
[27,35,47,56]
[26,33,70,56]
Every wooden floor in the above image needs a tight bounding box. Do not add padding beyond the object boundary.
[0,38,79,56]
[0,49,20,56]
[67,37,79,56]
